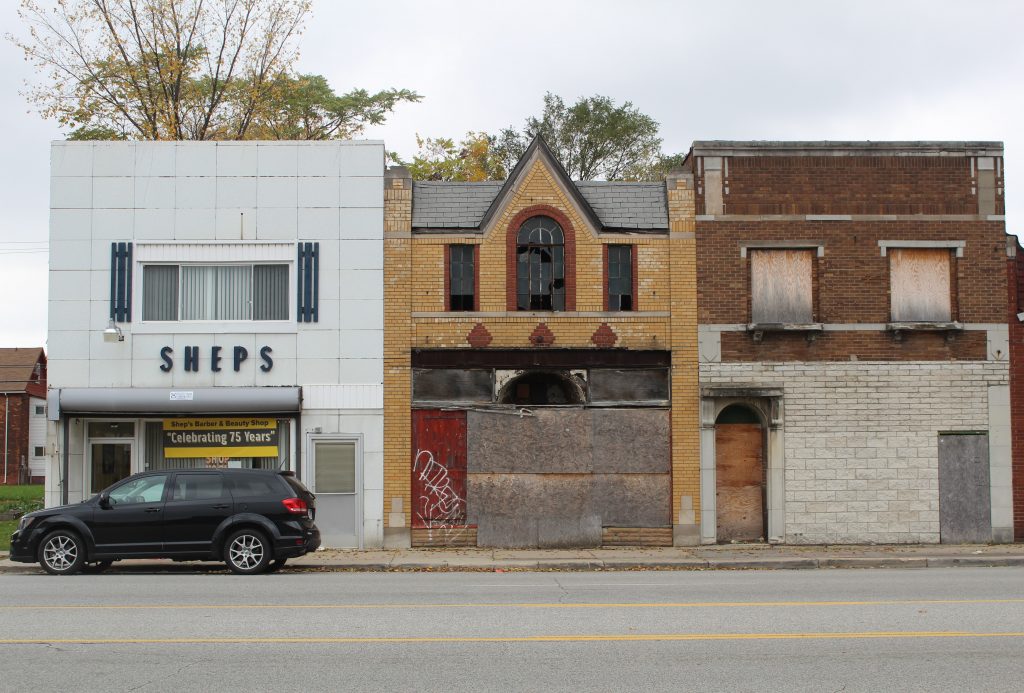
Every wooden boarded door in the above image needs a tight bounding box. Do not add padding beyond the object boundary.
[715,410,765,542]
[938,433,990,543]
[411,409,467,529]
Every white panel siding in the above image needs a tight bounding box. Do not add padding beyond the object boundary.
[29,397,48,477]
[134,242,294,263]
[303,384,384,410]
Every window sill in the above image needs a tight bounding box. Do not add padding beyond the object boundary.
[886,321,963,342]
[131,321,298,335]
[746,323,823,343]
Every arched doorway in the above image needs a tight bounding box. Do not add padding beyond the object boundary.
[496,371,586,406]
[714,404,765,542]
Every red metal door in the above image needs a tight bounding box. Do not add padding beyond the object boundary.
[411,409,467,529]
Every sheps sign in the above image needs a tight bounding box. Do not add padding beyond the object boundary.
[159,346,274,373]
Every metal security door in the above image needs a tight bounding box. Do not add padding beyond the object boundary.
[411,410,467,529]
[309,438,361,548]
[938,433,991,543]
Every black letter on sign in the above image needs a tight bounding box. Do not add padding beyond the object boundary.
[233,346,248,372]
[211,345,222,372]
[184,346,199,372]
[259,346,274,372]
[159,346,173,372]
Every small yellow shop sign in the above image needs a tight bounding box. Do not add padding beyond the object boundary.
[162,418,279,458]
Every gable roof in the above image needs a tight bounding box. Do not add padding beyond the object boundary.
[410,136,669,232]
[0,347,46,394]
[479,135,603,233]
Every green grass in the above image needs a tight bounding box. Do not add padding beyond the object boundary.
[0,519,16,552]
[0,486,43,551]
[0,485,44,502]
[0,484,44,513]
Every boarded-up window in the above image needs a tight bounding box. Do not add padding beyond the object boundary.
[750,249,813,324]
[413,369,493,403]
[589,368,670,402]
[889,248,951,322]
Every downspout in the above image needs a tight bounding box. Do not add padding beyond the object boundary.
[61,416,69,506]
[3,393,8,485]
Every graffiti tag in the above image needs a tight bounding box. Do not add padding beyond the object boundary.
[413,449,466,538]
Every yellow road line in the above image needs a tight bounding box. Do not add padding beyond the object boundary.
[2,598,1023,611]
[0,632,1023,645]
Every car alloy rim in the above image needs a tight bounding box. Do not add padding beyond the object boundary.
[43,535,77,572]
[229,534,264,570]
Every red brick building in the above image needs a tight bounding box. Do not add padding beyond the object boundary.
[1010,238,1024,540]
[0,348,48,485]
[692,142,1013,544]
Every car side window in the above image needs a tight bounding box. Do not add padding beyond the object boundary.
[107,475,168,506]
[230,476,280,498]
[172,474,227,501]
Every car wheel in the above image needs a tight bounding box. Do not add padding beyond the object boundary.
[82,560,114,573]
[268,558,288,572]
[38,530,86,576]
[224,529,272,575]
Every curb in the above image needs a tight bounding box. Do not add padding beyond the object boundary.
[820,557,929,569]
[4,556,1024,574]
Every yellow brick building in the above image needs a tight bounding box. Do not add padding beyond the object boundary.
[383,136,698,548]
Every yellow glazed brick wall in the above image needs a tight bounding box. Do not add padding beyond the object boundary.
[383,174,413,527]
[667,177,700,524]
[383,160,701,539]
[413,318,671,350]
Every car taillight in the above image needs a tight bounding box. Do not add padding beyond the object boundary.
[282,498,308,515]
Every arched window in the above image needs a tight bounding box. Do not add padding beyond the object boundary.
[516,216,565,310]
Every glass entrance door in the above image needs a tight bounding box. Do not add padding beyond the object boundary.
[310,439,361,548]
[90,442,132,493]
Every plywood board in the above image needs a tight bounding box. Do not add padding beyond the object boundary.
[938,433,991,543]
[715,423,764,541]
[750,250,813,323]
[890,248,951,322]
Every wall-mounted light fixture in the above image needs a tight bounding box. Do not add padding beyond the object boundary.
[103,319,124,342]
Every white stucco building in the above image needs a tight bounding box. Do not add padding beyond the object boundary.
[46,140,385,547]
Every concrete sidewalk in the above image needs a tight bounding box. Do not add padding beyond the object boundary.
[3,542,1024,574]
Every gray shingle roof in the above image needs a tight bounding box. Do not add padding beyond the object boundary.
[412,180,667,231]
[576,182,667,230]
[412,182,502,229]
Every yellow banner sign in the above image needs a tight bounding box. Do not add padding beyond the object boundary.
[162,418,279,459]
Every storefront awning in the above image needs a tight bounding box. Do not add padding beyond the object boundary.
[49,387,301,419]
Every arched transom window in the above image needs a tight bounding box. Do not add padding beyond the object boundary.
[516,216,565,310]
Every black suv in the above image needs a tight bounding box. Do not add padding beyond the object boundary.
[9,469,320,575]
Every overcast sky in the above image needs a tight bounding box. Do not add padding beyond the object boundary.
[1,0,1022,348]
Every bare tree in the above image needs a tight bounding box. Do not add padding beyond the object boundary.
[12,0,418,140]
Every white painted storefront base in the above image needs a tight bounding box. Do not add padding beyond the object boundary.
[700,361,1012,544]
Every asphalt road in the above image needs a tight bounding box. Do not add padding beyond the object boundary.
[0,567,1022,692]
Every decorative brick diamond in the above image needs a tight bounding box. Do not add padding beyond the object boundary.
[466,323,492,347]
[591,323,618,347]
[529,323,555,347]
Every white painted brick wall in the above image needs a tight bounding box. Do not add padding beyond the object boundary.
[701,361,1008,544]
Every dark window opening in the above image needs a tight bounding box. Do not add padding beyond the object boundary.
[497,371,585,405]
[715,404,762,425]
[449,245,475,311]
[608,245,633,311]
[34,446,45,457]
[516,216,565,311]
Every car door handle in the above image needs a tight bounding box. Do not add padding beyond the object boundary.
[145,507,162,513]
[211,504,230,510]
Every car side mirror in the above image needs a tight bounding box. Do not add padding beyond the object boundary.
[99,492,111,509]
